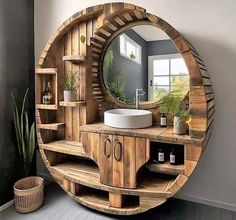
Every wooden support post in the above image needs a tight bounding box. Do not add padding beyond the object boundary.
[109,192,123,208]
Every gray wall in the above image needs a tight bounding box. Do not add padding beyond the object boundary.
[147,39,178,56]
[0,0,34,206]
[107,29,148,101]
[34,0,236,211]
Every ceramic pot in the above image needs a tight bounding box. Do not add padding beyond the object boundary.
[173,116,186,135]
[64,90,76,102]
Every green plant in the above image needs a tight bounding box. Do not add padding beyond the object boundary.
[159,92,189,120]
[62,71,79,91]
[103,49,130,102]
[130,52,136,59]
[11,89,35,176]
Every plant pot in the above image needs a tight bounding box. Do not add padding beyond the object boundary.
[173,116,186,135]
[64,90,76,102]
[14,176,44,213]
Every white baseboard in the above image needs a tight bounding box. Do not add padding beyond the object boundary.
[175,194,236,212]
[0,200,14,212]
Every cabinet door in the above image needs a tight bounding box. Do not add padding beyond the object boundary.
[100,134,113,186]
[123,136,136,188]
[112,135,124,187]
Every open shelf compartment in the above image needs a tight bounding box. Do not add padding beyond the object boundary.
[35,68,58,110]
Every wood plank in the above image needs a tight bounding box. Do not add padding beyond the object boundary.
[80,123,203,145]
[123,137,136,188]
[40,140,89,158]
[50,162,174,198]
[185,144,202,161]
[36,104,57,110]
[35,68,57,74]
[146,162,184,175]
[112,135,124,187]
[136,137,149,171]
[100,134,113,186]
[37,123,65,131]
[59,101,86,107]
[109,192,123,208]
[62,55,86,63]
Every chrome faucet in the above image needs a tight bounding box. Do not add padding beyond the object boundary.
[135,89,145,109]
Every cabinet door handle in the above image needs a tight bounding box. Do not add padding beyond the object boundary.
[104,138,111,158]
[114,141,122,161]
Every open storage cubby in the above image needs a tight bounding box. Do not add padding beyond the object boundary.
[147,141,185,175]
[35,68,57,110]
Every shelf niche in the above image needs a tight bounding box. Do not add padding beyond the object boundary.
[35,68,57,110]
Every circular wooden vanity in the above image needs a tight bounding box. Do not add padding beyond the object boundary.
[35,3,215,215]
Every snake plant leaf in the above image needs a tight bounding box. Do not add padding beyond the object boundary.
[28,122,36,165]
[11,92,22,155]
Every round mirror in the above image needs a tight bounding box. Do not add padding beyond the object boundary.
[102,25,189,105]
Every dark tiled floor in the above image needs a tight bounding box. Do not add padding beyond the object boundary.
[1,183,235,220]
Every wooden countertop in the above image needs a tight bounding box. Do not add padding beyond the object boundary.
[80,123,203,145]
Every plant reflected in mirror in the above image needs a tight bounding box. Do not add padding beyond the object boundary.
[102,25,189,105]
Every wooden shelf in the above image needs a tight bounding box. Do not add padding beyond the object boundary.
[50,162,174,198]
[37,123,65,131]
[35,68,57,75]
[80,123,202,145]
[36,104,57,110]
[146,162,184,175]
[75,192,141,215]
[40,140,89,158]
[63,55,86,63]
[59,101,86,107]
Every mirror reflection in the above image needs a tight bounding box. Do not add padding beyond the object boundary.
[103,25,189,104]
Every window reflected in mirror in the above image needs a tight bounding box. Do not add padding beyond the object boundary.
[102,25,189,104]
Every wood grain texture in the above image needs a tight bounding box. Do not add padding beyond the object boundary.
[36,2,214,215]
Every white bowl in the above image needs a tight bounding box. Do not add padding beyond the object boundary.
[104,109,152,129]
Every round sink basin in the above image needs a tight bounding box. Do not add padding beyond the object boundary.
[104,109,152,129]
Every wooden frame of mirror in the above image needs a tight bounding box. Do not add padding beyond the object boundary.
[90,5,214,139]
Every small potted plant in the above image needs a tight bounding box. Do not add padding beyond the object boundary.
[159,92,190,135]
[62,71,79,102]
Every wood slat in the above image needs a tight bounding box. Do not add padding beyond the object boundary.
[37,123,65,131]
[35,68,57,75]
[40,140,89,158]
[146,162,184,175]
[50,162,174,198]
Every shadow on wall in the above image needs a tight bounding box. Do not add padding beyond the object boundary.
[0,0,34,206]
[176,33,236,210]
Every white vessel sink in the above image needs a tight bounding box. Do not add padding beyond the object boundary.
[104,109,152,129]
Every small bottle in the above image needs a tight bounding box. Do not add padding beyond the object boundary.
[42,81,52,104]
[170,148,176,165]
[160,113,167,128]
[158,147,165,164]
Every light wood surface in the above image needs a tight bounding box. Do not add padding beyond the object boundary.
[36,2,214,215]
[40,140,89,158]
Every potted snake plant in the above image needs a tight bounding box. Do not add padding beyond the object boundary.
[12,89,44,213]
[159,92,190,135]
[62,71,79,102]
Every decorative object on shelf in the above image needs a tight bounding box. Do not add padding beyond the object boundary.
[62,71,79,102]
[80,35,86,44]
[11,88,36,176]
[42,81,52,104]
[160,113,167,128]
[159,92,189,135]
[170,148,176,165]
[158,147,165,164]
[129,52,136,59]
[14,176,44,213]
